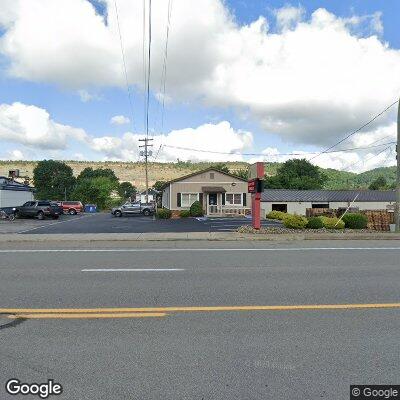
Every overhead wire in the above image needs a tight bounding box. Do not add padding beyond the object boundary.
[161,141,396,157]
[309,99,399,161]
[153,0,173,161]
[113,0,135,131]
[145,0,152,139]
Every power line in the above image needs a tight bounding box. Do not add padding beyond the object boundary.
[113,0,135,131]
[145,0,152,139]
[340,143,395,173]
[161,141,396,157]
[309,100,399,161]
[152,0,173,161]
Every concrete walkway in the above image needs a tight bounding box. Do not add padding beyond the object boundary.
[0,231,399,242]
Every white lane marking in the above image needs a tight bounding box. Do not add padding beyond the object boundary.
[1,247,400,253]
[81,268,184,272]
[17,214,94,234]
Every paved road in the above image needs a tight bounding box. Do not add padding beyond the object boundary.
[4,213,281,234]
[1,240,400,399]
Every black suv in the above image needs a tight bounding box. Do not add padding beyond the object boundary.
[14,201,60,220]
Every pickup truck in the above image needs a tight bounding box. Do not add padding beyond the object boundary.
[14,200,60,220]
[111,202,155,217]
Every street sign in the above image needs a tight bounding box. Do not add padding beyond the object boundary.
[248,179,256,193]
[248,162,265,230]
[248,179,263,194]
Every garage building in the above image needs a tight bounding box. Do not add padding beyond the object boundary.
[0,176,35,209]
[261,189,396,217]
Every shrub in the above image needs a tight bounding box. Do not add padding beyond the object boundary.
[180,210,191,218]
[266,210,286,220]
[307,216,323,229]
[190,201,204,217]
[341,213,368,229]
[283,214,308,229]
[156,208,172,219]
[320,216,345,229]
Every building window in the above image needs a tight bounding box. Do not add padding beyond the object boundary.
[181,193,199,207]
[312,203,329,209]
[272,204,287,212]
[225,193,242,205]
[210,173,214,179]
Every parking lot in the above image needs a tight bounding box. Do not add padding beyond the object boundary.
[0,212,281,234]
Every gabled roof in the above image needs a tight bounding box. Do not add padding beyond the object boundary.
[138,188,159,195]
[164,167,247,187]
[261,189,396,202]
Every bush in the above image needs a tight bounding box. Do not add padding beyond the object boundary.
[282,214,308,229]
[307,216,323,229]
[320,216,345,229]
[341,213,368,229]
[266,210,286,220]
[190,201,204,217]
[180,210,191,218]
[156,208,172,219]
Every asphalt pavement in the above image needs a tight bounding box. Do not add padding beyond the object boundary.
[1,240,400,399]
[0,212,281,234]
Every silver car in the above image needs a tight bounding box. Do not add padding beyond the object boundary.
[111,202,155,217]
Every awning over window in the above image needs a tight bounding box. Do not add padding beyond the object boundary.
[201,186,226,193]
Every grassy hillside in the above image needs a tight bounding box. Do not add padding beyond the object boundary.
[0,160,396,190]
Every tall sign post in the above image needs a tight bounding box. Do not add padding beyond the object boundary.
[248,162,265,229]
[396,98,400,232]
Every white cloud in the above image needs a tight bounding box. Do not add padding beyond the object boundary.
[274,6,305,31]
[110,115,130,125]
[1,1,399,147]
[87,121,253,162]
[0,101,251,163]
[6,149,25,161]
[250,121,397,173]
[0,102,88,150]
[78,89,102,102]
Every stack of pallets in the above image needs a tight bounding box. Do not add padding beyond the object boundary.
[362,210,392,231]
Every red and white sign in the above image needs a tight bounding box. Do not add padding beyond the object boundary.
[248,162,264,230]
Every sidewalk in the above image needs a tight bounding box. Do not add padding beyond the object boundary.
[0,231,400,242]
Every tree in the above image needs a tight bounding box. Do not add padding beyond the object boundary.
[118,182,137,199]
[234,168,249,180]
[368,176,387,190]
[72,177,118,210]
[33,160,76,200]
[77,167,118,183]
[212,163,230,174]
[152,181,167,191]
[264,158,326,190]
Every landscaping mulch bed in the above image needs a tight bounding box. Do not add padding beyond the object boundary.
[237,226,376,234]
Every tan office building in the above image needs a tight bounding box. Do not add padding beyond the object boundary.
[161,168,250,216]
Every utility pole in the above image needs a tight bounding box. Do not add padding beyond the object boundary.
[396,98,400,232]
[139,138,153,203]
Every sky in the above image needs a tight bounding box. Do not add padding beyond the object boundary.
[0,0,399,172]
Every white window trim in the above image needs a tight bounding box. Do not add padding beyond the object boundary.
[225,192,243,206]
[180,192,199,208]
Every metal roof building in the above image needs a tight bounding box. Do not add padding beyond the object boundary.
[0,176,35,209]
[261,189,396,216]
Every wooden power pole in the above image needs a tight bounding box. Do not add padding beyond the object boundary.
[139,138,153,203]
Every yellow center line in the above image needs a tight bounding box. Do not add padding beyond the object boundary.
[2,302,400,315]
[8,312,166,319]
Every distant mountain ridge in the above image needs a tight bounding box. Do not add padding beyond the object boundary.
[0,160,396,190]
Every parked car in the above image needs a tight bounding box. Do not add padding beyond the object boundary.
[111,202,155,217]
[59,201,84,215]
[14,200,60,220]
[50,201,64,215]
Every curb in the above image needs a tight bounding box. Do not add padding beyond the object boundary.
[0,232,400,243]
